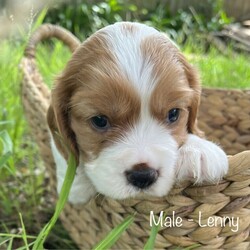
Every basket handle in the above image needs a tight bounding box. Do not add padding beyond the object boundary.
[24,23,81,58]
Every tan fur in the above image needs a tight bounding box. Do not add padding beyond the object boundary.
[47,29,141,164]
[47,105,68,159]
[70,75,141,163]
[141,35,204,145]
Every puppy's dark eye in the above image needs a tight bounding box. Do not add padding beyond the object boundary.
[91,115,110,131]
[167,108,180,123]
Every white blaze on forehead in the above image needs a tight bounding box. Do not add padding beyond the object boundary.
[100,22,159,97]
[99,22,179,120]
[119,116,178,156]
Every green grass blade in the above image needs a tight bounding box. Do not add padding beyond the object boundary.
[19,213,29,250]
[7,236,13,250]
[143,220,160,250]
[0,237,11,247]
[93,215,135,250]
[0,130,13,154]
[0,234,36,239]
[0,152,12,168]
[32,8,48,32]
[0,130,13,169]
[0,121,14,126]
[16,241,35,250]
[32,153,77,250]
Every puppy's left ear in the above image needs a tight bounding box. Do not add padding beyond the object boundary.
[178,53,204,137]
[50,77,80,164]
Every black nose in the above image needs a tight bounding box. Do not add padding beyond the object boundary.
[125,164,158,189]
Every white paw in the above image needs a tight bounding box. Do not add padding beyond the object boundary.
[67,166,96,204]
[56,163,96,204]
[176,134,228,184]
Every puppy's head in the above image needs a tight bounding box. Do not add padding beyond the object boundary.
[47,22,203,199]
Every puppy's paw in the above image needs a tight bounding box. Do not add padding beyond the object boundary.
[57,165,96,204]
[68,166,96,204]
[176,134,228,184]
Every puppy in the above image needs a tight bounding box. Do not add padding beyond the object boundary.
[47,22,228,204]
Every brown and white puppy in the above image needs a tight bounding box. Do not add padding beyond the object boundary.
[47,22,228,204]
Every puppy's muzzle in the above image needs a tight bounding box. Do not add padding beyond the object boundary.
[125,163,159,189]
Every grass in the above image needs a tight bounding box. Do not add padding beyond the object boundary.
[35,40,72,87]
[0,40,77,249]
[0,33,249,249]
[185,48,250,89]
[32,153,77,249]
[23,40,250,89]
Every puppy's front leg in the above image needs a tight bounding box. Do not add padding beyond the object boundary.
[51,138,96,204]
[176,134,228,183]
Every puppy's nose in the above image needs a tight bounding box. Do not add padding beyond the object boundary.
[125,163,158,189]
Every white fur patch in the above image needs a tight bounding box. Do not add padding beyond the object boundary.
[176,134,228,183]
[50,136,96,204]
[100,22,161,102]
[85,116,178,199]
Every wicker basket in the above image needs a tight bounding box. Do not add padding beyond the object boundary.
[21,24,250,249]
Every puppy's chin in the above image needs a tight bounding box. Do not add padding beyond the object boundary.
[84,127,178,200]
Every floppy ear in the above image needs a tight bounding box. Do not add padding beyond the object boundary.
[178,53,204,138]
[47,71,80,164]
[47,38,99,165]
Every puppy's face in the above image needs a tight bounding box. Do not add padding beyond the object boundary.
[48,22,202,199]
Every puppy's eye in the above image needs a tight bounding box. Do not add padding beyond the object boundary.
[167,108,180,123]
[91,115,110,131]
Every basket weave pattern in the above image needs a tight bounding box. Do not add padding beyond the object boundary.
[198,89,250,155]
[21,24,250,249]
